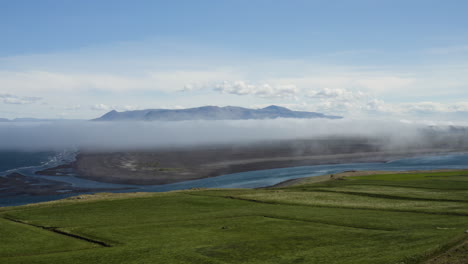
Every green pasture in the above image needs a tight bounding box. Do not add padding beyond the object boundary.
[0,170,467,263]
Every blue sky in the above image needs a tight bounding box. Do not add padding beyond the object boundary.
[1,0,468,121]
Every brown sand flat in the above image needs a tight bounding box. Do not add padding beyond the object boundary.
[0,172,125,197]
[71,138,462,185]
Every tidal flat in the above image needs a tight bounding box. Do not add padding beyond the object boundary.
[71,138,460,185]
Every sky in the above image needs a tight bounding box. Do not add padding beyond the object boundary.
[1,0,468,121]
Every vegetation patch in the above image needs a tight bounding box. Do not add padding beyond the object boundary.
[0,170,467,263]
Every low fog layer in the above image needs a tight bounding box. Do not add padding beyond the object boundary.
[0,119,467,151]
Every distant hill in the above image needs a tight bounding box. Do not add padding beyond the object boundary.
[93,105,342,121]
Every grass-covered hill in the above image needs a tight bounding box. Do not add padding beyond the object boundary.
[1,170,467,264]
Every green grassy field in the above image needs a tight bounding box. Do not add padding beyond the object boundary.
[0,171,467,264]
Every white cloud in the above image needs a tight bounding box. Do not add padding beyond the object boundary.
[0,118,439,151]
[365,99,388,112]
[181,76,468,119]
[213,81,300,99]
[449,102,468,112]
[91,104,111,111]
[306,88,366,100]
[406,102,447,113]
[63,104,81,111]
[270,73,416,96]
[90,104,147,112]
[0,93,42,105]
[402,102,468,114]
[2,38,468,120]
[194,82,394,116]
[301,88,371,115]
[309,99,468,118]
[354,76,415,93]
[0,70,240,93]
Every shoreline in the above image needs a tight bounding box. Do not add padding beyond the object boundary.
[2,152,467,207]
[268,168,468,188]
[6,167,468,209]
[1,143,465,207]
[70,148,461,185]
[0,172,129,199]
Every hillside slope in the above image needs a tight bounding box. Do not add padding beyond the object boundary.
[1,170,467,263]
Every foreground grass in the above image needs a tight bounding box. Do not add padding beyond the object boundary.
[0,171,467,263]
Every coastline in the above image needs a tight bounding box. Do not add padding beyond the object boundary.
[71,147,461,185]
[0,172,129,199]
[2,142,467,207]
[2,151,467,207]
[269,168,468,188]
[7,167,468,210]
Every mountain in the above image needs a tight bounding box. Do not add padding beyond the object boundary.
[93,105,342,121]
[0,118,10,122]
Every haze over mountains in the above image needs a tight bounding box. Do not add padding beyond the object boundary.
[0,118,82,122]
[93,105,342,121]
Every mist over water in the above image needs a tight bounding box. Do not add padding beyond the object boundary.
[2,151,468,207]
[1,118,468,207]
[0,119,466,151]
[0,151,57,172]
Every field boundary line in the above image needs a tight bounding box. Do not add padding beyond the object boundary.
[1,215,111,247]
[421,234,468,264]
[188,193,468,217]
[330,183,468,191]
[298,189,468,203]
[260,215,395,232]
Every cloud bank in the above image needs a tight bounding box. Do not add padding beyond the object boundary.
[2,39,468,121]
[0,94,42,105]
[213,81,300,99]
[0,119,465,152]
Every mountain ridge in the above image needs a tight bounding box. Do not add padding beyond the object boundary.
[93,105,342,121]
